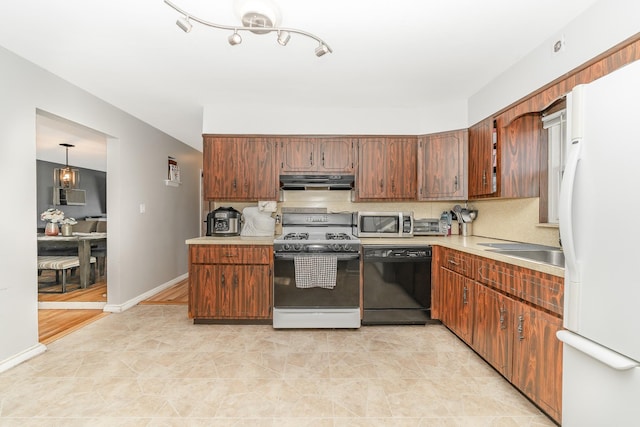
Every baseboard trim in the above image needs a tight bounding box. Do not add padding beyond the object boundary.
[0,343,47,374]
[38,301,107,310]
[103,273,188,313]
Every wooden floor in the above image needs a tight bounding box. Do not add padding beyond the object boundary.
[139,278,189,305]
[38,309,110,345]
[38,271,107,302]
[38,278,188,344]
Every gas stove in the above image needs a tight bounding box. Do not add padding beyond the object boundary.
[274,212,360,253]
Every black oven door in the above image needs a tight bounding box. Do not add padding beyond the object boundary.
[273,253,360,309]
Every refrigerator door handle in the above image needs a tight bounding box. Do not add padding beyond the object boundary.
[558,92,583,284]
[557,330,640,371]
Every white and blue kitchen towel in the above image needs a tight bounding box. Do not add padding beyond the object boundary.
[294,255,338,289]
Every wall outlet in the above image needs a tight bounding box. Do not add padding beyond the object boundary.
[139,203,146,214]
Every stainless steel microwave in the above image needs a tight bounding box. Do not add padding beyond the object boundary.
[353,211,414,237]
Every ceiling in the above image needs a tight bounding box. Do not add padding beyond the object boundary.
[1,0,599,158]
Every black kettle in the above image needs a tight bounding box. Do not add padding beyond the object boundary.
[206,207,242,237]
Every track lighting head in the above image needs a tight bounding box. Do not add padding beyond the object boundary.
[165,0,332,57]
[315,43,330,57]
[228,30,242,46]
[277,30,291,46]
[176,16,192,33]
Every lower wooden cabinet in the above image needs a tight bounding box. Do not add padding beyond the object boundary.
[188,245,273,321]
[439,267,474,344]
[511,300,563,421]
[434,247,563,424]
[472,283,513,378]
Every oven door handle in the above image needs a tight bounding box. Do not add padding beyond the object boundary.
[274,253,361,261]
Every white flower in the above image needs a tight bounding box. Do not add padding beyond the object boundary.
[40,208,65,223]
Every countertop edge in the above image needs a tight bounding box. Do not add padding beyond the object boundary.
[185,236,275,245]
[186,234,564,278]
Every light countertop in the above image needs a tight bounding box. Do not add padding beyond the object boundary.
[186,234,564,278]
[186,236,275,245]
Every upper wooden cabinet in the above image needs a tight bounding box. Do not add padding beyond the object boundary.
[280,137,356,174]
[356,137,417,200]
[418,129,468,200]
[497,113,544,198]
[468,113,544,199]
[203,136,278,200]
[468,118,495,198]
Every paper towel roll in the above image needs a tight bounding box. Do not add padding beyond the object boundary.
[258,201,277,212]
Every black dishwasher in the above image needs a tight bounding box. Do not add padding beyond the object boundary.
[362,245,435,325]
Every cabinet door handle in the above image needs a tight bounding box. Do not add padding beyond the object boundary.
[517,315,525,341]
[221,272,226,287]
[232,274,238,288]
[322,152,325,167]
[482,171,487,187]
[499,306,506,330]
[454,175,458,190]
[310,152,313,165]
[463,286,468,305]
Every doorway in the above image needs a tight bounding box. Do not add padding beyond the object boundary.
[35,110,109,330]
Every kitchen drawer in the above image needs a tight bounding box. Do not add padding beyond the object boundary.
[518,270,563,316]
[441,247,477,279]
[478,258,563,316]
[477,260,519,295]
[190,245,271,265]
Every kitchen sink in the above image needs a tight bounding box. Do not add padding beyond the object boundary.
[478,242,557,251]
[486,248,565,267]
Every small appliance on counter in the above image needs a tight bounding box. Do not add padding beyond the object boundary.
[240,201,277,237]
[413,211,451,236]
[205,206,242,236]
[353,211,414,237]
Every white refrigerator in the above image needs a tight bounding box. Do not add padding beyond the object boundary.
[558,59,640,426]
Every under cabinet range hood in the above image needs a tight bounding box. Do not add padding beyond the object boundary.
[279,174,354,190]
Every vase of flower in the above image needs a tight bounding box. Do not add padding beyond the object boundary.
[59,217,77,237]
[45,222,59,236]
[41,208,66,236]
[61,223,72,236]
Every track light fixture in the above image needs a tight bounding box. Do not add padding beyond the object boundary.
[277,30,291,46]
[315,42,330,57]
[176,16,192,33]
[228,30,242,46]
[165,0,332,56]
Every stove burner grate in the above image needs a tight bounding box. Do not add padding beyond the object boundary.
[283,232,309,241]
[326,232,352,240]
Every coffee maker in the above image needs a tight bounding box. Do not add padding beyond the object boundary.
[206,207,242,236]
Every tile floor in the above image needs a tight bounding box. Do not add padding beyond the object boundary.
[0,305,557,426]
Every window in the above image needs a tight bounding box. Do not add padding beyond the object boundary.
[542,109,567,224]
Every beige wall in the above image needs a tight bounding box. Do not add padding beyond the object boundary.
[215,192,561,248]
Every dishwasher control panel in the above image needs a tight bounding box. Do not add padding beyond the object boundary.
[364,246,432,259]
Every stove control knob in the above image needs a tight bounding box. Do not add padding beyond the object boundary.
[283,244,291,251]
[293,243,303,251]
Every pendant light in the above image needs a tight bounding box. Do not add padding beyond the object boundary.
[57,143,79,188]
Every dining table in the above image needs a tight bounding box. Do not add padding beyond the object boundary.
[37,232,107,289]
